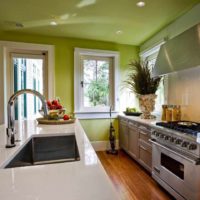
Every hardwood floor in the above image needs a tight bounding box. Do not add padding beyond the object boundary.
[97,150,173,200]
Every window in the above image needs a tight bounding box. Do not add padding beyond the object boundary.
[74,48,119,119]
[140,41,167,114]
[82,56,112,109]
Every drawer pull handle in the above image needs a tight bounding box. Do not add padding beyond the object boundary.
[153,167,160,174]
[140,145,147,151]
[129,123,137,127]
[140,131,148,136]
[139,126,148,130]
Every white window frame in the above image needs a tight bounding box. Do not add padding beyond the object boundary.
[139,41,168,116]
[0,41,55,124]
[74,48,120,119]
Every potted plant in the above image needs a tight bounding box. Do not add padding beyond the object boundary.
[124,61,161,119]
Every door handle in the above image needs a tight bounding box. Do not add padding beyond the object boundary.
[140,145,147,151]
[140,131,148,136]
[80,81,84,87]
[149,139,199,165]
[153,166,160,174]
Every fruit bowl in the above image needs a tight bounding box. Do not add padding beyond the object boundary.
[39,99,72,121]
[48,109,66,120]
[39,108,65,119]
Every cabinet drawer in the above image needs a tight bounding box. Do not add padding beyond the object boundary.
[139,130,151,144]
[139,140,152,152]
[128,123,138,132]
[138,141,152,172]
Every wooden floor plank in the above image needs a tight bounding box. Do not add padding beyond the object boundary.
[97,150,173,200]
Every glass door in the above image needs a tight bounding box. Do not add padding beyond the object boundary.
[11,53,46,120]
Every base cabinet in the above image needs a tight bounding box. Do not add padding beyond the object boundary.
[128,122,139,159]
[119,118,129,151]
[119,117,152,172]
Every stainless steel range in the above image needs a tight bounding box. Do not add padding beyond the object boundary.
[150,121,200,200]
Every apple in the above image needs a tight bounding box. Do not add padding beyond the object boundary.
[47,100,52,107]
[57,104,63,109]
[63,114,70,120]
[52,100,59,106]
[50,105,56,110]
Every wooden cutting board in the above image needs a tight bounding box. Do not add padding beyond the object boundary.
[37,118,75,125]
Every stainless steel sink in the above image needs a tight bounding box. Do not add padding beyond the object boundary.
[5,135,80,168]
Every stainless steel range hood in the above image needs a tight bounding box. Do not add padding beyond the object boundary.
[153,23,200,76]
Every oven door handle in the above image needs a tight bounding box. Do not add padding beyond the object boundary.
[149,139,200,165]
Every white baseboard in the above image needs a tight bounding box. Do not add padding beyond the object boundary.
[91,140,119,151]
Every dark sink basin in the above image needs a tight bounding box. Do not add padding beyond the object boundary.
[5,135,80,168]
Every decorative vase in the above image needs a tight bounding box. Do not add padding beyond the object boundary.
[138,94,157,119]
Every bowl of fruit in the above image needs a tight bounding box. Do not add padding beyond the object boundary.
[46,99,66,120]
[37,99,74,124]
[123,107,142,116]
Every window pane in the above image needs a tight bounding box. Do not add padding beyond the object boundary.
[83,60,96,83]
[97,61,109,83]
[83,58,110,108]
[13,57,44,120]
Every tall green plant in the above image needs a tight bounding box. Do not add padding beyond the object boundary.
[124,61,161,95]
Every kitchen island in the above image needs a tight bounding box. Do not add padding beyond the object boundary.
[0,120,120,200]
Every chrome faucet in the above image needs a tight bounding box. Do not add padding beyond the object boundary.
[6,89,48,148]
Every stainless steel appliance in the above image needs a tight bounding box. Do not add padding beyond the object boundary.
[153,23,200,76]
[151,121,200,200]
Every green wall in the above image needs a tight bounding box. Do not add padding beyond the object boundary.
[0,31,139,141]
[80,119,119,141]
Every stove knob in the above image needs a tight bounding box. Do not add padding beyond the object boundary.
[164,136,170,140]
[181,141,189,148]
[151,130,156,135]
[160,134,164,139]
[175,139,182,145]
[188,143,197,150]
[155,132,160,137]
[170,137,176,143]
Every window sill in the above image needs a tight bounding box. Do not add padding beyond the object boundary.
[74,111,119,119]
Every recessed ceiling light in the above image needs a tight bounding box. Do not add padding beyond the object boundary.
[116,30,123,35]
[50,21,57,26]
[136,1,146,7]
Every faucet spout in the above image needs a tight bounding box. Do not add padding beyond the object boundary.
[6,89,48,148]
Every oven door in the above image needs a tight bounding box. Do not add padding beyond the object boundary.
[151,140,200,200]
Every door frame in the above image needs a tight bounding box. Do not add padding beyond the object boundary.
[0,41,55,124]
[11,52,47,120]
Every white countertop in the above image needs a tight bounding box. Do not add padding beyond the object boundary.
[0,120,120,200]
[118,113,158,127]
[119,113,199,142]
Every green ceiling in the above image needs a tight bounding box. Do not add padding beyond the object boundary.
[0,0,199,45]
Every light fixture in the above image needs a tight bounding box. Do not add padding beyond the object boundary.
[136,1,146,7]
[50,21,57,26]
[116,30,123,35]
